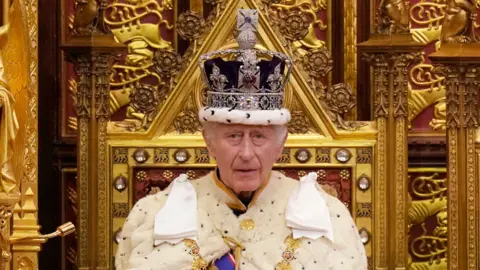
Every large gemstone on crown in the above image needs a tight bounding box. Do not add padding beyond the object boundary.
[242,73,257,88]
[239,95,259,110]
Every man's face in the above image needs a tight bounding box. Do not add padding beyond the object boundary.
[203,124,287,194]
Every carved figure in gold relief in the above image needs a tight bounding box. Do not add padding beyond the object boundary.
[73,0,98,30]
[106,0,173,64]
[429,98,447,131]
[441,0,478,42]
[72,0,109,35]
[0,0,18,195]
[377,0,410,34]
[104,0,175,129]
[407,172,447,269]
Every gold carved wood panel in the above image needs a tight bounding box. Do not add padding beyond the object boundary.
[408,1,480,133]
[408,168,447,270]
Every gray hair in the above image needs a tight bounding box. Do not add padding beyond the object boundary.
[202,122,287,145]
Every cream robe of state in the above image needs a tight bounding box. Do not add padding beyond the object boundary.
[115,171,368,270]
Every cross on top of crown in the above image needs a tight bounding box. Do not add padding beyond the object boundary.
[237,9,258,32]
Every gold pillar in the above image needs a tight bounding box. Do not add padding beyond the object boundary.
[359,34,422,270]
[430,43,480,270]
[63,44,123,270]
[62,3,125,268]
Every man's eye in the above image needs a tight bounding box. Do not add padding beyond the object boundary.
[254,134,265,139]
[229,133,241,138]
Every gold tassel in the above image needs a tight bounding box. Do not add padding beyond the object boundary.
[223,236,245,270]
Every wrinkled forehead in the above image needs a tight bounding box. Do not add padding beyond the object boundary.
[215,123,276,133]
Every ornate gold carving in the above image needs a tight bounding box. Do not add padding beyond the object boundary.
[395,118,407,266]
[287,111,309,134]
[105,0,176,130]
[173,110,201,134]
[356,148,372,163]
[186,170,196,180]
[152,49,182,81]
[408,54,446,129]
[279,10,310,41]
[364,52,421,118]
[113,148,128,164]
[72,0,108,35]
[325,83,365,130]
[375,0,410,34]
[393,57,414,118]
[357,203,372,218]
[302,47,332,93]
[0,204,13,268]
[240,219,255,231]
[71,56,92,118]
[409,198,446,226]
[429,99,447,131]
[339,169,350,180]
[77,117,89,267]
[316,169,327,180]
[410,209,447,266]
[177,11,206,41]
[184,239,208,270]
[410,54,445,92]
[136,171,147,182]
[276,234,301,270]
[315,148,330,163]
[448,127,459,269]
[277,149,291,163]
[440,65,480,129]
[300,46,363,131]
[24,0,39,187]
[162,170,173,181]
[194,148,210,164]
[130,83,159,115]
[113,203,128,218]
[411,173,447,202]
[466,129,476,270]
[464,67,479,128]
[69,55,91,268]
[93,53,115,268]
[154,148,169,163]
[410,1,446,34]
[269,0,327,52]
[17,256,34,270]
[344,0,357,112]
[376,117,387,266]
[105,1,173,49]
[441,0,479,43]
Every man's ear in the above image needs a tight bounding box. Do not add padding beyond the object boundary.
[202,129,216,159]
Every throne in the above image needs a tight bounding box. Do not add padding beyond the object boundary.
[62,0,376,269]
[104,2,376,267]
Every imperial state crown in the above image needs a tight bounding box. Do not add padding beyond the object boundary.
[198,9,292,125]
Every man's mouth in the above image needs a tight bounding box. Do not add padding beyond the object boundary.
[236,169,256,172]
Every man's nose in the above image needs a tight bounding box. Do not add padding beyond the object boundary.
[239,137,254,160]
